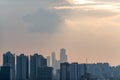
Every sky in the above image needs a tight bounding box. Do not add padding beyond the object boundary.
[0,0,120,66]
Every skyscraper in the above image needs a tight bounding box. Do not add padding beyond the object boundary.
[60,62,70,80]
[51,52,56,67]
[3,51,15,80]
[47,56,50,67]
[51,52,57,74]
[16,54,29,80]
[60,48,67,63]
[30,53,47,80]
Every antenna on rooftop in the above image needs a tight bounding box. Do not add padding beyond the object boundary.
[86,58,88,64]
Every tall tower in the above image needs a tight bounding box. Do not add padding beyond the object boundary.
[60,48,67,63]
[16,54,29,80]
[30,54,47,80]
[51,52,56,67]
[47,56,50,67]
[3,51,15,80]
[51,52,57,74]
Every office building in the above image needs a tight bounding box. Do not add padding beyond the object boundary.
[60,48,67,63]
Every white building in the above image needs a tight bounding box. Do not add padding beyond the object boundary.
[60,48,67,63]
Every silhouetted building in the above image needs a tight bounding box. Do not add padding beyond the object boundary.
[80,64,90,80]
[60,63,92,80]
[78,64,85,80]
[3,51,15,80]
[16,54,29,80]
[69,63,78,80]
[0,66,12,80]
[60,62,70,80]
[37,67,53,80]
[30,54,47,80]
[86,63,113,80]
[47,56,50,67]
[60,48,67,63]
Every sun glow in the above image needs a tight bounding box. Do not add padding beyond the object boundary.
[72,0,93,4]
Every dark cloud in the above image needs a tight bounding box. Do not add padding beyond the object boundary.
[23,8,65,33]
[2,0,69,7]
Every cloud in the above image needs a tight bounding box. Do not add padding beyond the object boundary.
[54,0,120,19]
[55,7,119,20]
[23,8,65,33]
[91,0,120,3]
[70,9,118,18]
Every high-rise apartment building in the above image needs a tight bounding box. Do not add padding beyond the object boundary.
[30,54,47,80]
[16,54,29,80]
[3,51,15,80]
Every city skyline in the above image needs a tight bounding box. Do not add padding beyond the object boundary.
[0,49,120,66]
[1,0,120,66]
[0,49,120,67]
[1,51,120,80]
